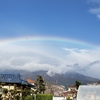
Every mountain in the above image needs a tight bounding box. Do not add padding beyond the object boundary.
[0,70,99,87]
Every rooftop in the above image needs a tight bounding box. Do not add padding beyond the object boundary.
[27,78,35,83]
[68,85,76,88]
[0,73,31,86]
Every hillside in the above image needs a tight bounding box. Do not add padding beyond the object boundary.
[0,70,99,87]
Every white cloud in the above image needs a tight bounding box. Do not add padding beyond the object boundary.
[62,47,100,78]
[89,8,100,18]
[0,41,100,78]
[82,60,100,78]
[63,48,94,64]
[88,0,100,4]
[46,70,56,77]
[87,0,100,18]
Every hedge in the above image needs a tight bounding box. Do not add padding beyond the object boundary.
[24,95,33,100]
[36,94,53,100]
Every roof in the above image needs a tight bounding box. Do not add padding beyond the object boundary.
[68,85,76,88]
[77,85,100,100]
[27,78,35,83]
[67,90,77,93]
[0,73,31,86]
[0,74,21,83]
[63,90,77,95]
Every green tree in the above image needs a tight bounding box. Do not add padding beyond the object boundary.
[36,75,46,94]
[0,94,2,100]
[1,82,5,88]
[3,88,8,99]
[22,88,31,100]
[75,80,82,89]
[3,88,8,94]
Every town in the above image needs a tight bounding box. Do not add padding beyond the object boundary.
[1,0,100,100]
[0,73,100,100]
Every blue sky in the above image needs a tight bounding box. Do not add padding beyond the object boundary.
[0,0,100,78]
[0,0,100,44]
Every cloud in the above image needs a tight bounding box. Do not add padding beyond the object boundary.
[46,70,56,77]
[63,48,94,64]
[83,60,100,78]
[0,41,100,79]
[89,8,100,18]
[66,63,82,71]
[87,60,100,67]
[0,51,59,71]
[62,47,100,78]
[87,0,100,18]
[88,0,100,4]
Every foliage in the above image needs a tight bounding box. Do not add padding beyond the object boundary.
[36,94,53,100]
[66,96,72,100]
[75,80,82,89]
[0,94,2,100]
[3,88,8,94]
[1,82,5,86]
[36,75,46,94]
[22,89,31,100]
[24,95,33,100]
[15,94,20,100]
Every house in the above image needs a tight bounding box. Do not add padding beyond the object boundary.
[67,84,77,92]
[45,83,66,96]
[0,73,35,99]
[26,78,36,91]
[26,78,35,86]
[0,73,34,90]
[63,85,77,98]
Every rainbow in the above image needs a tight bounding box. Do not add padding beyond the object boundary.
[0,36,99,49]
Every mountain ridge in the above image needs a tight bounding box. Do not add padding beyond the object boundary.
[0,69,99,87]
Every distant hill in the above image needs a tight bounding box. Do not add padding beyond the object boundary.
[0,69,99,87]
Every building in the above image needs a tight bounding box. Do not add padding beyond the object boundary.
[26,78,36,91]
[77,85,100,100]
[0,73,34,90]
[45,83,66,96]
[0,73,35,99]
[26,78,35,86]
[63,85,77,98]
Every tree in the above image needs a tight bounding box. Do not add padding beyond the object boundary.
[8,84,11,90]
[3,88,8,94]
[1,82,5,88]
[3,88,8,99]
[36,75,46,94]
[75,80,82,89]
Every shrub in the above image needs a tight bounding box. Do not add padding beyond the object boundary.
[24,95,33,100]
[15,95,20,100]
[36,94,53,100]
[66,96,72,100]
